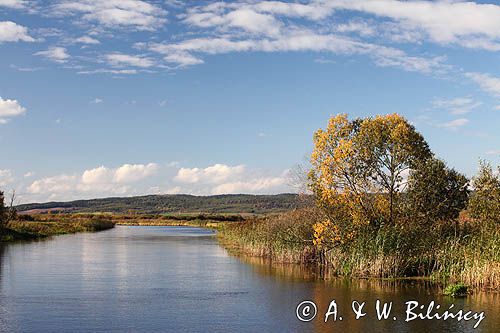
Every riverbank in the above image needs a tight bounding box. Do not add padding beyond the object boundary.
[1,212,240,242]
[1,215,115,242]
[111,213,241,229]
[217,208,500,291]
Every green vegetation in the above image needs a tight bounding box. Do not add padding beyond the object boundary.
[218,114,500,291]
[3,212,236,241]
[405,157,469,222]
[110,212,241,229]
[0,191,6,233]
[443,283,469,297]
[16,193,300,214]
[468,160,500,224]
[219,207,499,290]
[9,216,115,237]
[4,113,499,292]
[1,193,115,241]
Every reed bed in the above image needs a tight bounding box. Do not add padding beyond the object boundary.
[7,216,115,237]
[218,208,500,291]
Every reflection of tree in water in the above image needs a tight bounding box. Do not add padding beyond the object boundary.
[242,256,492,333]
[0,243,7,329]
[0,243,4,283]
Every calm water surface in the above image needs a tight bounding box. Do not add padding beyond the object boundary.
[0,226,498,332]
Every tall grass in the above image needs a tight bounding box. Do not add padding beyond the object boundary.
[7,216,115,237]
[218,208,500,290]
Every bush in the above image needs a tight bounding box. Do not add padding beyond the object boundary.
[443,283,469,297]
[468,161,500,224]
[0,191,6,232]
[406,158,469,223]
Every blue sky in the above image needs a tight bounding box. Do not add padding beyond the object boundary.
[0,0,499,203]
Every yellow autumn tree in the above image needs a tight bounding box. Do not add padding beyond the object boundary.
[309,114,431,247]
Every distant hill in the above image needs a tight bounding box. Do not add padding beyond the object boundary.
[16,193,304,214]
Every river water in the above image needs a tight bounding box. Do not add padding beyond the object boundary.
[0,226,498,332]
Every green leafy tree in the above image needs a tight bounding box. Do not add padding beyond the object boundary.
[469,161,500,224]
[406,158,469,222]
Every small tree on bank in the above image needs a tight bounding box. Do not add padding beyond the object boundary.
[0,190,17,234]
[0,191,7,233]
[469,161,500,224]
[406,158,469,223]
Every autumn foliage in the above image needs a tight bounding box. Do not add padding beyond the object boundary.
[308,113,472,247]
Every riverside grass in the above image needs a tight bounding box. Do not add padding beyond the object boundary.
[2,215,115,241]
[218,208,500,291]
[1,212,235,241]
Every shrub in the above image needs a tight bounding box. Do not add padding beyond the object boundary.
[443,283,469,297]
[0,191,6,232]
[468,161,500,224]
[406,158,469,223]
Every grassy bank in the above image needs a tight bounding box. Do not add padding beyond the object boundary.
[1,214,115,241]
[116,218,224,229]
[100,212,240,229]
[1,212,239,242]
[218,208,500,291]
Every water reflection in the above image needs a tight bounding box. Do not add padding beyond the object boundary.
[239,255,499,333]
[0,227,497,333]
[0,243,6,330]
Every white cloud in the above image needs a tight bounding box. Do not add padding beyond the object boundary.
[0,21,34,43]
[90,98,103,104]
[432,97,482,115]
[0,96,26,124]
[77,69,139,75]
[0,169,14,187]
[314,57,335,64]
[81,166,112,184]
[113,163,158,183]
[28,174,78,194]
[22,162,291,202]
[75,35,100,44]
[466,72,500,97]
[322,0,500,50]
[163,52,204,67]
[165,186,181,194]
[165,0,184,9]
[26,162,160,201]
[105,53,155,68]
[0,0,26,8]
[486,149,500,156]
[174,163,290,195]
[336,21,375,36]
[181,1,500,51]
[441,118,469,130]
[148,31,445,73]
[174,164,245,184]
[184,7,282,37]
[52,0,167,31]
[23,171,35,178]
[34,47,70,63]
[211,176,287,195]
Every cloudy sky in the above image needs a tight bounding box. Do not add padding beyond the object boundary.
[1,0,500,203]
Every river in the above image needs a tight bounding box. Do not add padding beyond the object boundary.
[0,226,498,332]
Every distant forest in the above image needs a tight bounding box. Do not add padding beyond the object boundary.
[16,194,303,214]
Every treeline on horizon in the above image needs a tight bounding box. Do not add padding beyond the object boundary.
[15,193,301,215]
[219,114,500,290]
